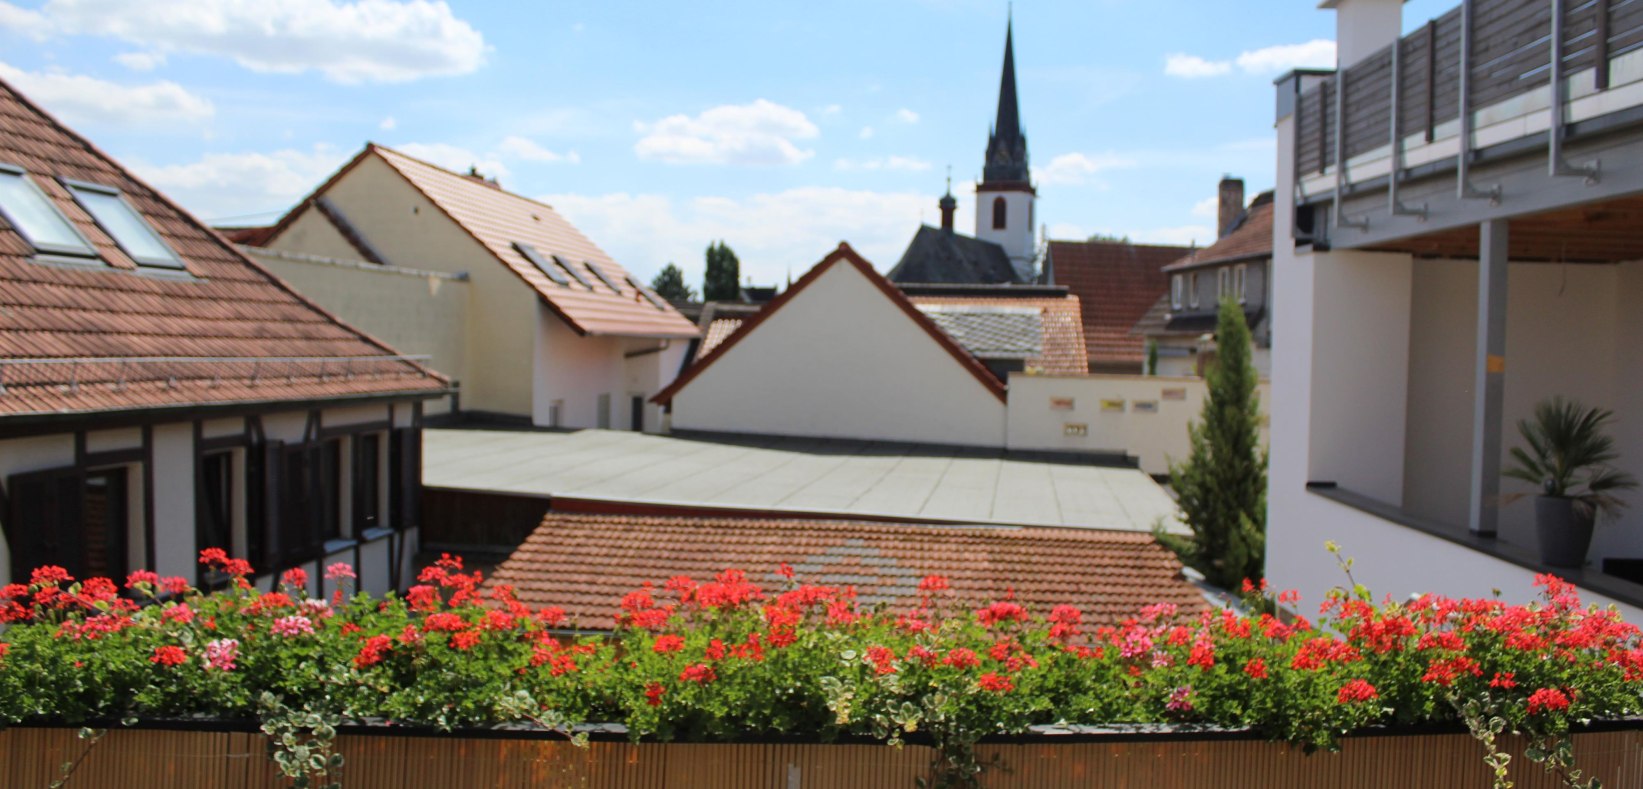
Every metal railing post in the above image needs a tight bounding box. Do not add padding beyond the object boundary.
[1458,0,1501,202]
[1549,0,1600,181]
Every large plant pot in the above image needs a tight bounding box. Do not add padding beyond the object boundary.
[1535,495,1595,568]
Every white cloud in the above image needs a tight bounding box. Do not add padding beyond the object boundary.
[379,115,397,131]
[1165,39,1336,79]
[0,61,212,126]
[543,187,958,285]
[113,50,164,71]
[833,155,931,172]
[0,2,51,38]
[895,108,919,124]
[859,126,874,140]
[1133,225,1215,247]
[15,0,488,84]
[1036,152,1136,185]
[128,145,348,220]
[395,142,510,180]
[497,134,579,164]
[1163,54,1232,78]
[634,99,818,166]
[1190,196,1219,219]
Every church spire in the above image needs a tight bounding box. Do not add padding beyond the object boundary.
[982,16,1029,185]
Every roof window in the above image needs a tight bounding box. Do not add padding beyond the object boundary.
[585,261,624,294]
[513,241,568,285]
[65,180,183,269]
[551,253,595,289]
[627,275,670,310]
[0,165,96,258]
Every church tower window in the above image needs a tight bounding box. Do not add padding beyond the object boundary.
[992,196,1007,230]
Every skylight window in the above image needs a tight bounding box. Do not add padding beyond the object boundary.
[586,261,624,294]
[514,241,568,285]
[65,181,182,269]
[552,254,595,289]
[0,165,95,258]
[627,275,670,310]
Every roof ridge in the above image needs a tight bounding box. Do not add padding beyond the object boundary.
[371,142,563,214]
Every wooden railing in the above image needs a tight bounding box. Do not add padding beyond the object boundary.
[1296,0,1643,180]
[3,725,1641,788]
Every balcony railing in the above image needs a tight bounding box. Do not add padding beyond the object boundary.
[1295,0,1643,189]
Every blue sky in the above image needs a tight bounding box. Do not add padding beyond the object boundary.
[0,0,1460,289]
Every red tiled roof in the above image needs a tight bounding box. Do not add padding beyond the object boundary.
[907,294,1088,375]
[218,225,277,246]
[697,317,744,361]
[655,243,1007,405]
[267,144,699,340]
[486,512,1209,630]
[0,78,445,418]
[1162,197,1274,273]
[1047,240,1192,368]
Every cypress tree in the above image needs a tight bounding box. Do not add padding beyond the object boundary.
[703,241,742,302]
[1159,296,1267,589]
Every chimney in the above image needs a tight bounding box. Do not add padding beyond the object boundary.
[1324,0,1402,70]
[1217,175,1245,238]
[939,191,957,233]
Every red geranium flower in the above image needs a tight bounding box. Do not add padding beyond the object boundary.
[978,672,1014,693]
[1337,679,1379,704]
[1528,688,1572,715]
[645,682,666,707]
[151,645,187,667]
[652,635,685,654]
[679,663,716,684]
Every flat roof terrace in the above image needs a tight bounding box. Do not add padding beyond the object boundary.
[423,429,1185,534]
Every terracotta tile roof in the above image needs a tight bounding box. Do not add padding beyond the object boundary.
[486,512,1209,630]
[697,317,744,362]
[1162,194,1274,273]
[0,78,445,417]
[691,302,762,362]
[1046,240,1192,368]
[656,243,1006,405]
[269,144,697,340]
[908,294,1087,375]
[217,225,277,246]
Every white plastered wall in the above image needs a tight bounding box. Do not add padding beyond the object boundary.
[534,306,624,429]
[669,261,1007,446]
[974,189,1035,274]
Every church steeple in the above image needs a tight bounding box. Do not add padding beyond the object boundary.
[983,19,1029,185]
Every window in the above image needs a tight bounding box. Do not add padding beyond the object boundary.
[586,261,624,294]
[992,196,1007,230]
[1235,264,1249,304]
[551,253,595,289]
[597,393,612,429]
[1170,275,1183,309]
[1189,273,1200,308]
[198,451,233,562]
[1217,268,1230,299]
[352,434,381,536]
[5,465,127,584]
[627,275,669,310]
[278,439,342,565]
[0,166,95,258]
[514,241,569,285]
[66,181,183,268]
[317,439,342,543]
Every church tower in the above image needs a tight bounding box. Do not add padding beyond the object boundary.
[975,18,1035,281]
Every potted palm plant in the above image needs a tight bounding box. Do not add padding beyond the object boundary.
[1504,397,1637,567]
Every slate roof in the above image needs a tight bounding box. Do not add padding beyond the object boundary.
[1162,193,1274,273]
[888,225,1018,285]
[658,243,1007,405]
[908,293,1088,375]
[265,144,698,340]
[0,77,445,418]
[1044,239,1192,368]
[485,512,1209,630]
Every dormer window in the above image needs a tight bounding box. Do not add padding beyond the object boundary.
[0,165,95,258]
[65,180,183,269]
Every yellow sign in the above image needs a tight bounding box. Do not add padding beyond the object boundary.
[1487,354,1506,374]
[1100,399,1126,413]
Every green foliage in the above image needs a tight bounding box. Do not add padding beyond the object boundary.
[1146,339,1159,377]
[1086,232,1131,244]
[1162,297,1267,589]
[703,241,741,302]
[649,263,696,303]
[1504,397,1637,518]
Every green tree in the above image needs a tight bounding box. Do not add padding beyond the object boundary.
[1146,339,1159,377]
[650,263,696,302]
[1159,297,1267,589]
[703,241,741,302]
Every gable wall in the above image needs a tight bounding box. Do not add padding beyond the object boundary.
[669,262,1006,446]
[266,155,535,418]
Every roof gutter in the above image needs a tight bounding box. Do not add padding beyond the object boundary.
[624,339,672,359]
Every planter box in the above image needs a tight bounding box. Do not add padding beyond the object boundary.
[2,723,1640,788]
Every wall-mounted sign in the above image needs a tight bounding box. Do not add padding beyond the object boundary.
[1100,399,1126,413]
[1050,397,1075,411]
[1161,388,1187,401]
[1134,400,1159,414]
[1063,423,1088,437]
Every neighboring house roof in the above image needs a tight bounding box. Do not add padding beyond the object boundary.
[1131,294,1194,339]
[0,77,445,418]
[1161,193,1275,273]
[655,243,1007,405]
[1045,239,1192,368]
[908,293,1088,375]
[218,225,277,247]
[485,512,1210,629]
[692,302,761,362]
[888,225,1018,284]
[265,144,698,340]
